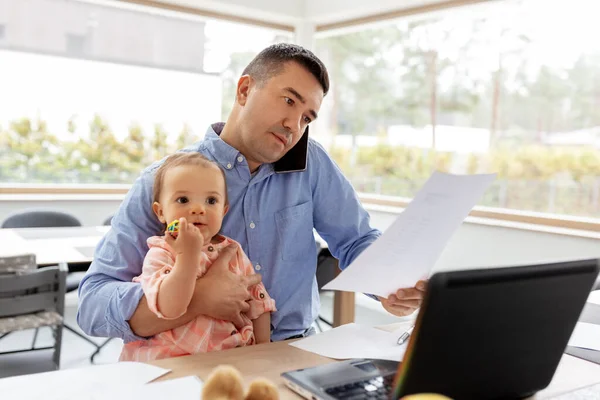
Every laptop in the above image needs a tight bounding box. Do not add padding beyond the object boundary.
[282,259,599,400]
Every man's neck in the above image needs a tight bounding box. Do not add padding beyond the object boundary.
[219,121,261,173]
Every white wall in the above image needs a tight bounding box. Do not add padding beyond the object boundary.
[2,197,599,271]
[367,206,600,271]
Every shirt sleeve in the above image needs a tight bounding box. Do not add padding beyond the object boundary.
[309,140,381,271]
[308,140,382,301]
[235,243,277,319]
[135,246,183,320]
[77,166,166,342]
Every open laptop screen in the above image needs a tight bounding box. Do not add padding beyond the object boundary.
[394,259,599,399]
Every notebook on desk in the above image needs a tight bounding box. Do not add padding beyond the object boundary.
[282,259,599,400]
[566,302,600,365]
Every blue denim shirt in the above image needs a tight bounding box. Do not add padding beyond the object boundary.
[77,123,381,342]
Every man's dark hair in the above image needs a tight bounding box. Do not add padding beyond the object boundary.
[242,43,329,96]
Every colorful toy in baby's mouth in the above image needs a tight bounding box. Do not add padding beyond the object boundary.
[166,219,180,238]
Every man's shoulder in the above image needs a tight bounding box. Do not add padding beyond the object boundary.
[307,137,328,154]
[306,137,336,168]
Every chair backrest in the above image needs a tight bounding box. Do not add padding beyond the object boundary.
[316,246,337,291]
[1,210,82,229]
[0,263,68,318]
[103,215,113,226]
[0,254,37,274]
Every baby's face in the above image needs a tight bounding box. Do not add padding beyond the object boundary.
[154,164,228,243]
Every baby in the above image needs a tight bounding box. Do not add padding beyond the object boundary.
[120,152,275,361]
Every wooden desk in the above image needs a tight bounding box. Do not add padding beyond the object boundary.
[149,323,600,399]
[0,226,356,327]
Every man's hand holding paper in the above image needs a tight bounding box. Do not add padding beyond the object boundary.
[323,172,497,307]
[378,280,427,316]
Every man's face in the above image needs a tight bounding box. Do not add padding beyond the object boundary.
[236,61,324,167]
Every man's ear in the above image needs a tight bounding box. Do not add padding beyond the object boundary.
[236,75,253,106]
[152,202,166,223]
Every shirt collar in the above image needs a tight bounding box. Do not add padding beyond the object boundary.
[204,122,306,174]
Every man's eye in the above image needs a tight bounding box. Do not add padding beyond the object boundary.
[284,97,294,105]
[206,197,217,205]
[176,197,189,204]
[304,116,312,124]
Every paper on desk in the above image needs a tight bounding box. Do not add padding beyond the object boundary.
[323,171,496,297]
[588,290,600,306]
[290,323,408,362]
[568,322,600,351]
[0,362,170,400]
[79,376,203,400]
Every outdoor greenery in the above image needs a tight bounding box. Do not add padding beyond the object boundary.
[0,116,192,183]
[3,0,600,218]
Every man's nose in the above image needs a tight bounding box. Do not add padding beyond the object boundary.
[282,113,302,136]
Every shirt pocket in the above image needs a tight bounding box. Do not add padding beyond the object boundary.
[275,201,314,261]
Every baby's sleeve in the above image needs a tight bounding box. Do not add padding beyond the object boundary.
[133,246,181,320]
[235,247,277,320]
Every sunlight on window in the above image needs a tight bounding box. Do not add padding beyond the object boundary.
[0,0,289,184]
[314,0,600,218]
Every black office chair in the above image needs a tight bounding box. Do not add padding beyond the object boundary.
[315,242,337,332]
[1,209,110,363]
[2,210,81,229]
[102,215,113,227]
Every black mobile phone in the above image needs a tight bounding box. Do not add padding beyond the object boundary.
[273,126,308,173]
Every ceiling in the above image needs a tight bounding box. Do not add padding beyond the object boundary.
[125,0,481,30]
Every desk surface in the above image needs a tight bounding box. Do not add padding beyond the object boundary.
[149,322,600,400]
[0,226,109,265]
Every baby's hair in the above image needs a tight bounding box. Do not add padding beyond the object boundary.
[153,152,228,205]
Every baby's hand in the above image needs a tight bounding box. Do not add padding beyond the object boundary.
[165,217,204,256]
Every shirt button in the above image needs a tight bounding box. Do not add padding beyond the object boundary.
[226,163,232,169]
[255,264,261,271]
[237,156,243,162]
[249,222,256,229]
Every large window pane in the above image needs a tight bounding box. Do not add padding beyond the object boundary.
[314,0,600,218]
[0,0,289,184]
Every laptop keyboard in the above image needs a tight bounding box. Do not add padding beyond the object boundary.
[324,375,394,399]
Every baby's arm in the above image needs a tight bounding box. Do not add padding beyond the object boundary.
[139,218,204,320]
[252,313,271,344]
[158,218,204,319]
[156,253,200,319]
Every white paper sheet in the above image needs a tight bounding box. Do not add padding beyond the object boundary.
[0,362,170,400]
[588,290,600,306]
[290,323,408,362]
[79,376,203,400]
[323,171,496,297]
[568,322,600,351]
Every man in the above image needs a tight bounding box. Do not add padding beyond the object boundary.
[77,43,426,343]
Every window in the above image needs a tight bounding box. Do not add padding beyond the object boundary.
[0,0,289,184]
[314,0,600,219]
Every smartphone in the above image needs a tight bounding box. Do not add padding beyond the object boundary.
[274,126,308,173]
